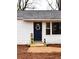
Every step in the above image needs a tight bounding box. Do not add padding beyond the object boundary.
[30,43,46,47]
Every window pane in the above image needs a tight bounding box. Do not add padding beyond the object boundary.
[46,23,50,29]
[46,29,50,35]
[52,22,61,34]
[46,22,50,35]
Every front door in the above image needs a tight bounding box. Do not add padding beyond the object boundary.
[34,22,42,41]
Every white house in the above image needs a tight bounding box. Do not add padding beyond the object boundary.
[17,10,61,45]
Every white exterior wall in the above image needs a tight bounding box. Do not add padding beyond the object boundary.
[17,20,33,44]
[42,22,61,44]
[17,20,61,44]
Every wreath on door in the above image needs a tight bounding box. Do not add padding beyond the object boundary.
[35,24,40,30]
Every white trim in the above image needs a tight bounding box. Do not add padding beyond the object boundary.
[23,19,61,22]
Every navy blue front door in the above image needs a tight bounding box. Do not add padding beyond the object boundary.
[34,22,42,41]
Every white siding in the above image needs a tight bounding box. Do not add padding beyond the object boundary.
[17,20,33,44]
[17,20,61,44]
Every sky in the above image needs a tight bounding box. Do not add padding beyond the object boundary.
[17,0,58,10]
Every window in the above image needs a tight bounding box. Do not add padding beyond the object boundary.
[52,22,61,34]
[46,22,50,35]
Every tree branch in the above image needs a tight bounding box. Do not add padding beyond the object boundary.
[18,0,21,10]
[46,0,54,10]
[22,0,29,10]
[56,0,61,10]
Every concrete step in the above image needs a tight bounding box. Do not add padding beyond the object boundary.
[30,41,47,47]
[30,43,45,47]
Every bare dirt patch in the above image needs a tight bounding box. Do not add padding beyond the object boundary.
[17,45,61,59]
